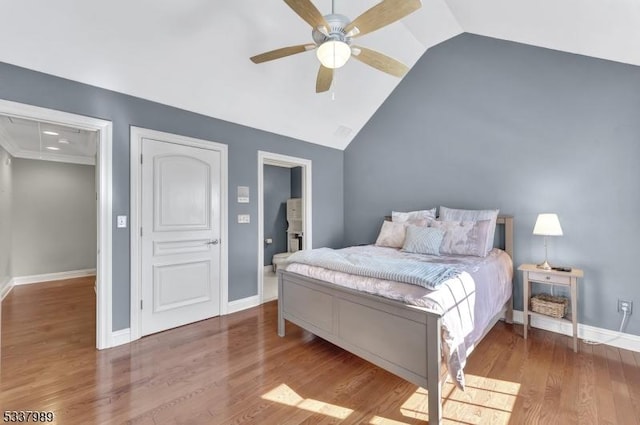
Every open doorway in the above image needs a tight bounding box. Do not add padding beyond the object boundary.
[257,151,312,304]
[0,100,112,349]
[0,115,97,281]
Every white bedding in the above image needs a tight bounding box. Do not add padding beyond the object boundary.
[284,245,513,388]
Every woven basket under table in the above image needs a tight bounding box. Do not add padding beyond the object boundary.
[530,294,569,319]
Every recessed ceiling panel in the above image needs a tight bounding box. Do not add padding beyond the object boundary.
[0,114,97,164]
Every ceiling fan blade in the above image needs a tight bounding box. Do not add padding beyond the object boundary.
[250,44,315,64]
[316,65,333,93]
[284,0,329,29]
[345,0,422,38]
[351,46,409,77]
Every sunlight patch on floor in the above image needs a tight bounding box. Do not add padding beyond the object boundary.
[261,383,353,419]
[400,387,429,421]
[447,374,520,413]
[400,375,521,424]
[369,415,411,424]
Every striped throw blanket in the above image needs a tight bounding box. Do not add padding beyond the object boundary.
[287,248,460,290]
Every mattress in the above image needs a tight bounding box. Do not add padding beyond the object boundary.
[284,245,513,387]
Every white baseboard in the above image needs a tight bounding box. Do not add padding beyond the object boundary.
[513,310,640,353]
[110,328,131,347]
[0,276,13,301]
[227,295,260,314]
[12,269,96,286]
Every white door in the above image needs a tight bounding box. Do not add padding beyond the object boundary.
[140,137,221,336]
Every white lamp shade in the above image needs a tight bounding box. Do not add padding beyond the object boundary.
[533,213,563,236]
[316,40,351,69]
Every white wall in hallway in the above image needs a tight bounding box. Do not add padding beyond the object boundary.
[11,158,96,276]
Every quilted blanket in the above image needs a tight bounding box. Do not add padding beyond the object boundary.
[286,247,461,290]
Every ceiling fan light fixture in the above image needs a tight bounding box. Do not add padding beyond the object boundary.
[251,0,423,93]
[316,40,351,69]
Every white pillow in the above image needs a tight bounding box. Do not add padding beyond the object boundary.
[439,206,499,255]
[392,208,437,223]
[375,221,407,248]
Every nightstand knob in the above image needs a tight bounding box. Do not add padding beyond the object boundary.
[546,276,550,280]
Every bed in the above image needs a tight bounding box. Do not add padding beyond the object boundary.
[277,215,514,425]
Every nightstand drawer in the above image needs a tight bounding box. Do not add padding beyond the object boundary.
[528,271,571,285]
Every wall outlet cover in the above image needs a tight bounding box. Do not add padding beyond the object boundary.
[117,215,127,228]
[618,299,633,315]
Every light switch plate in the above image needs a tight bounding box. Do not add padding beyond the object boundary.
[117,215,127,228]
[237,214,250,224]
[237,186,249,203]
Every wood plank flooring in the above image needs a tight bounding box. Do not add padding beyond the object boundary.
[2,277,639,424]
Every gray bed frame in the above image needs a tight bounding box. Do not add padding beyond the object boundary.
[277,216,514,425]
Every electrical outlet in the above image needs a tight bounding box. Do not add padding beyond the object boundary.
[117,215,127,228]
[618,299,633,315]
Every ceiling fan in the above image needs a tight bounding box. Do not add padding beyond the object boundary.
[250,0,422,93]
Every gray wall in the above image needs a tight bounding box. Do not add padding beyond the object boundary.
[11,159,96,276]
[0,145,11,290]
[0,61,344,331]
[263,165,290,266]
[345,34,640,336]
[291,166,302,198]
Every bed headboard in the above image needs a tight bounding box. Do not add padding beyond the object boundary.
[496,215,514,259]
[383,215,514,259]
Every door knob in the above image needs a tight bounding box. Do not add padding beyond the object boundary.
[206,239,219,245]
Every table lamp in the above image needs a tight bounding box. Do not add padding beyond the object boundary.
[533,213,563,270]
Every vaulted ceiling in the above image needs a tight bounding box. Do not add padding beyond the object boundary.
[1,0,638,150]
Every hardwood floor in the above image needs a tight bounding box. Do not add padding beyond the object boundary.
[2,277,639,425]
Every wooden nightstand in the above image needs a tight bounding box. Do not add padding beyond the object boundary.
[518,264,584,352]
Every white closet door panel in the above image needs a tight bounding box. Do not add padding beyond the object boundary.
[154,155,210,231]
[141,137,221,336]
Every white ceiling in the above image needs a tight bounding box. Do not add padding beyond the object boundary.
[0,0,638,151]
[0,115,97,165]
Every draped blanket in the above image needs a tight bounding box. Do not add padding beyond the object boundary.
[287,247,461,290]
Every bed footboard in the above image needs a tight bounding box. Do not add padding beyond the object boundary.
[278,270,444,425]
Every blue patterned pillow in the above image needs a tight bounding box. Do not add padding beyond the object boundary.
[402,225,445,255]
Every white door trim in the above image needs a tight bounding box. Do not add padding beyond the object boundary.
[130,127,228,342]
[257,151,312,304]
[0,99,113,350]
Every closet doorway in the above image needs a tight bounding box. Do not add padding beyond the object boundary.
[257,152,312,304]
[0,100,113,349]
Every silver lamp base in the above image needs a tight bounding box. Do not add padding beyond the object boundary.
[537,235,553,270]
[536,260,552,270]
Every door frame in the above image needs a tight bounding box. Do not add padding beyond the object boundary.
[129,127,228,342]
[0,99,113,349]
[257,151,312,304]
